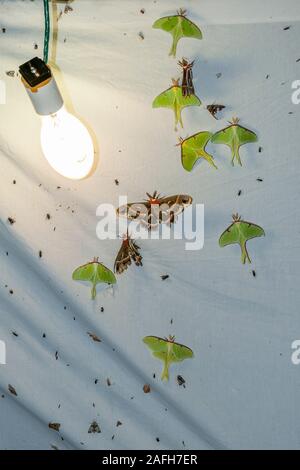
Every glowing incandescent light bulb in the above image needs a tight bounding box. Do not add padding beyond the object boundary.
[40,106,94,180]
[19,57,94,180]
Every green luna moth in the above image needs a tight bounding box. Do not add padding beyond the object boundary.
[178,131,217,171]
[153,9,202,57]
[219,214,265,264]
[72,257,116,299]
[153,79,201,130]
[143,335,194,381]
[211,118,258,166]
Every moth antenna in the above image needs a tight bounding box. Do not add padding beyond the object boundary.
[230,116,240,125]
[175,136,184,147]
[172,78,180,86]
[177,8,187,16]
[232,213,241,222]
[178,57,186,67]
[178,58,194,69]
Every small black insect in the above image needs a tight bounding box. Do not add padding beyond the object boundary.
[64,4,74,14]
[114,179,119,186]
[257,177,263,182]
[88,421,101,434]
[8,384,17,396]
[237,190,242,196]
[7,217,15,225]
[177,375,186,388]
[161,274,169,281]
[258,146,263,153]
[39,250,43,258]
[252,270,256,277]
[2,28,6,33]
[207,104,225,119]
[283,26,291,30]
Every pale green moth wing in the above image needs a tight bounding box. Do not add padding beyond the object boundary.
[219,222,240,247]
[176,89,201,107]
[152,88,176,110]
[143,336,167,354]
[172,342,194,362]
[153,15,202,57]
[153,16,179,33]
[153,85,201,130]
[181,131,216,171]
[143,336,194,381]
[211,122,258,166]
[236,125,257,144]
[153,351,167,360]
[219,216,265,264]
[239,221,265,241]
[151,350,192,364]
[72,260,116,300]
[210,126,233,146]
[181,17,203,39]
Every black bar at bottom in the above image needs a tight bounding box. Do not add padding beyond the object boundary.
[0,449,296,465]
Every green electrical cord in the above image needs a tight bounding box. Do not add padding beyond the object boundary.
[43,0,50,63]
